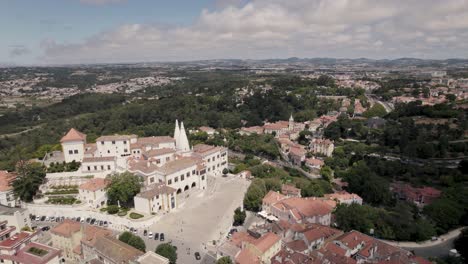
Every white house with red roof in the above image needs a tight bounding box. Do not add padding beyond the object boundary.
[78,178,110,209]
[61,128,87,163]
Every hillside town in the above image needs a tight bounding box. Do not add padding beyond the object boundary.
[0,59,467,264]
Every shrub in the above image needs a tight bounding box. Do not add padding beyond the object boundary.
[129,212,144,219]
[107,205,119,214]
[117,211,127,217]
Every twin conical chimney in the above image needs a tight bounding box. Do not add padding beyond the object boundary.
[174,119,190,152]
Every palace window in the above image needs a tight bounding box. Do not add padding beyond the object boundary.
[101,141,104,145]
[74,150,78,154]
[87,166,91,171]
[69,150,73,154]
[112,141,115,144]
[181,175,185,181]
[175,177,178,182]
[168,179,172,185]
[123,141,127,144]
[107,165,111,170]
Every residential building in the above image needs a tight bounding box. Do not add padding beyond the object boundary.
[83,235,143,264]
[136,251,170,264]
[261,191,336,225]
[391,182,442,206]
[280,184,301,198]
[324,191,363,205]
[304,158,324,170]
[134,183,177,215]
[309,138,334,157]
[235,232,282,264]
[79,178,110,209]
[0,205,31,231]
[50,220,82,261]
[0,220,62,264]
[0,171,17,207]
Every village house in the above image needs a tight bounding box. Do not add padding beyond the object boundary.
[280,184,301,198]
[261,191,336,225]
[134,183,177,215]
[324,191,363,205]
[234,232,282,264]
[304,158,324,170]
[0,205,31,231]
[309,138,334,157]
[391,182,441,206]
[78,178,109,209]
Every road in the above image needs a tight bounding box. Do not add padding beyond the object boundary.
[381,227,465,258]
[366,94,394,113]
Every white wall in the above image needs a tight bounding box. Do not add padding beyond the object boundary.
[62,141,85,163]
[97,139,131,158]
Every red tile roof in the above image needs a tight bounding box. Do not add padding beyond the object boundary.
[51,220,81,238]
[60,128,86,143]
[79,178,109,191]
[253,232,280,253]
[262,191,286,205]
[0,171,16,192]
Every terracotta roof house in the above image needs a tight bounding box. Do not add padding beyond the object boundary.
[281,184,301,198]
[391,182,441,206]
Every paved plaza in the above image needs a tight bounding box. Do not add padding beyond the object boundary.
[141,175,250,264]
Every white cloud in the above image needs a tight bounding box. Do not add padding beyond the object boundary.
[41,0,468,63]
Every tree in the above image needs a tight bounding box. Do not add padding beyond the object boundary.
[363,103,387,118]
[233,207,246,226]
[12,161,46,202]
[107,205,119,214]
[243,179,267,212]
[118,231,145,251]
[155,243,177,264]
[217,256,233,264]
[222,168,229,175]
[320,166,333,182]
[106,172,142,207]
[424,198,464,233]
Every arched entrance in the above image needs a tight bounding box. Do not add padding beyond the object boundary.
[177,188,182,194]
[191,182,196,188]
[184,185,189,191]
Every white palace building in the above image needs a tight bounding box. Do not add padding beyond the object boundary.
[56,120,228,215]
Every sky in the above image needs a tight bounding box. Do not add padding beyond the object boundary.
[1,0,468,65]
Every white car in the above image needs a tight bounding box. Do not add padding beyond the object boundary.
[148,232,153,239]
[35,216,41,221]
[45,216,50,221]
[50,216,55,222]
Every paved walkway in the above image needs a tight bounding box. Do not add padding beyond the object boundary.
[381,227,465,248]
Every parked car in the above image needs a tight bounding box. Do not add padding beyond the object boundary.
[50,216,56,222]
[103,221,108,227]
[154,233,159,240]
[160,233,165,241]
[35,216,41,221]
[86,218,91,223]
[80,218,85,223]
[195,252,201,260]
[143,230,147,236]
[41,226,50,231]
[76,217,81,222]
[90,219,96,225]
[40,216,46,221]
[148,232,153,239]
